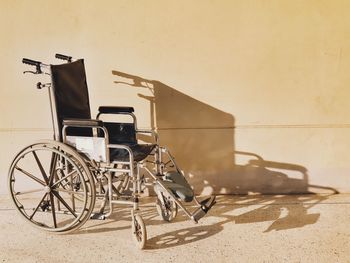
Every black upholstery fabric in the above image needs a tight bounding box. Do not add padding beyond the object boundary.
[102,122,137,144]
[102,122,155,162]
[51,60,92,140]
[110,144,156,162]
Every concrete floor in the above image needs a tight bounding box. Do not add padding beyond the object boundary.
[0,194,350,263]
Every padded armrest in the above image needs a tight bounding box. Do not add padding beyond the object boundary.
[98,106,134,114]
[63,119,103,127]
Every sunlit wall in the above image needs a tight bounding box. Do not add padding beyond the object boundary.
[1,0,349,195]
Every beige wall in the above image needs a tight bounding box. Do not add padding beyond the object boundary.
[1,0,349,195]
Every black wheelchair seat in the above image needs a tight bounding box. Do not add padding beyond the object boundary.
[110,144,156,162]
[101,121,156,162]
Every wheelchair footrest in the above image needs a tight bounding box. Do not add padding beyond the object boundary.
[90,212,106,220]
[191,195,216,223]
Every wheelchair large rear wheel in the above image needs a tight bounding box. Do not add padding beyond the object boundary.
[8,140,96,233]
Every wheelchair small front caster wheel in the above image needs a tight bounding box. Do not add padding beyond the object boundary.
[156,197,178,222]
[131,214,147,249]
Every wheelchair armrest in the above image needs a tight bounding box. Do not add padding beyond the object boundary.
[98,106,134,114]
[136,129,154,133]
[63,119,104,127]
[136,129,159,144]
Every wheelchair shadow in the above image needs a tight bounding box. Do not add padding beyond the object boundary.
[111,70,338,195]
[145,194,330,249]
[74,194,331,249]
[109,70,339,249]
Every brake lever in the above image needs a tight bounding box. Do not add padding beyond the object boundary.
[23,70,51,75]
[23,70,37,74]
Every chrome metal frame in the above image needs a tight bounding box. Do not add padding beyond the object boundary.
[14,55,216,251]
[61,112,211,223]
[36,58,215,225]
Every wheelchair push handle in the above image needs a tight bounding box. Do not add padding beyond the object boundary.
[22,58,44,74]
[55,53,72,62]
[22,58,41,67]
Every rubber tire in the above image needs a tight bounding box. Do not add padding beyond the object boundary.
[155,197,178,222]
[131,214,147,249]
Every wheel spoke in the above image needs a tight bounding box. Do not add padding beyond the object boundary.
[15,188,44,196]
[49,193,57,228]
[51,191,77,218]
[48,152,58,186]
[15,166,46,186]
[51,170,77,188]
[32,151,49,185]
[29,193,48,220]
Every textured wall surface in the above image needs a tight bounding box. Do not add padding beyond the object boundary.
[1,0,349,195]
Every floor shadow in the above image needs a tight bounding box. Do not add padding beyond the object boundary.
[146,194,330,249]
[73,194,332,249]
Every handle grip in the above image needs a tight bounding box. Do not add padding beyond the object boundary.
[22,58,41,66]
[55,53,72,62]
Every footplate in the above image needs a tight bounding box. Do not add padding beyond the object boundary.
[191,195,216,223]
[90,212,106,220]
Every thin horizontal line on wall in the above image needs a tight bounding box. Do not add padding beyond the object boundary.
[236,124,350,129]
[0,128,52,132]
[158,126,235,130]
[1,124,350,133]
[158,124,350,130]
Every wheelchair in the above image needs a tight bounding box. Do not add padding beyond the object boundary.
[8,54,216,249]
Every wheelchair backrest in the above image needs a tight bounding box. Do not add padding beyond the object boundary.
[50,59,92,141]
[50,59,137,147]
[100,122,137,145]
